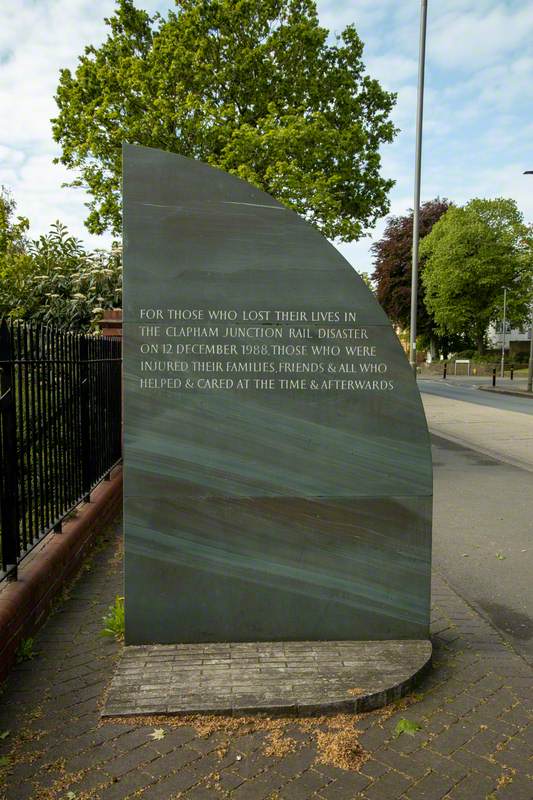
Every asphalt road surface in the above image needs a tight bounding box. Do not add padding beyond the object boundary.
[419,376,533,415]
[430,429,533,665]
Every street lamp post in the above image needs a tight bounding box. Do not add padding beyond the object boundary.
[527,318,533,392]
[409,0,428,372]
[500,286,508,378]
[525,172,533,392]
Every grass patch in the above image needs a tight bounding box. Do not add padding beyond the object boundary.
[101,596,124,641]
[16,638,37,663]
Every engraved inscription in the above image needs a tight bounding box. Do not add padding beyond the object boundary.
[135,308,393,392]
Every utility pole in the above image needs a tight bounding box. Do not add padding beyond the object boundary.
[527,305,533,392]
[525,172,533,392]
[409,0,428,372]
[500,286,508,378]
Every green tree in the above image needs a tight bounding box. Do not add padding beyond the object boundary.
[23,224,122,331]
[419,198,533,355]
[371,198,455,355]
[52,0,397,239]
[0,191,122,331]
[358,271,375,293]
[0,187,29,256]
[0,188,33,315]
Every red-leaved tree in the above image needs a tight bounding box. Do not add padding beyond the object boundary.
[371,198,454,354]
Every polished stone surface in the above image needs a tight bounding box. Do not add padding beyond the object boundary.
[123,144,433,644]
[102,639,432,717]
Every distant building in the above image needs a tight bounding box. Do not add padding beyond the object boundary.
[488,322,531,357]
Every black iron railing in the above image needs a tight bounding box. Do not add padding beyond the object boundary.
[0,319,122,580]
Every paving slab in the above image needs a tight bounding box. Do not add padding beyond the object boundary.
[102,640,432,717]
[1,515,532,800]
[421,391,533,471]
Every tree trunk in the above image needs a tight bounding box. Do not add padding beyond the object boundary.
[476,331,485,356]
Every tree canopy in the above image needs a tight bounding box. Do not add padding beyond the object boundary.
[420,198,533,354]
[371,198,451,349]
[0,187,29,257]
[52,0,397,240]
[0,191,122,331]
[0,188,34,314]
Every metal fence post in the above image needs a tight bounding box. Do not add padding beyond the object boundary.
[79,336,92,502]
[0,320,20,579]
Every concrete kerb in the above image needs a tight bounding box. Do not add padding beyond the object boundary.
[478,385,533,399]
[0,465,123,683]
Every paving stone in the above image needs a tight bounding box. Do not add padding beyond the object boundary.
[103,640,432,717]
[402,770,458,799]
[233,750,276,779]
[443,772,495,800]
[99,769,154,799]
[102,745,158,777]
[137,767,199,797]
[358,758,390,779]
[316,770,371,797]
[1,519,533,800]
[376,747,430,779]
[430,720,478,755]
[183,786,218,799]
[114,727,159,752]
[275,748,317,776]
[492,775,533,800]
[216,769,246,791]
[244,767,287,795]
[145,747,200,777]
[70,767,111,794]
[403,748,468,781]
[280,769,330,798]
[491,737,533,770]
[356,770,411,800]
[61,741,117,771]
[464,727,510,757]
[231,776,281,800]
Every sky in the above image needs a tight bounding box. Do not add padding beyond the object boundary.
[1,0,532,276]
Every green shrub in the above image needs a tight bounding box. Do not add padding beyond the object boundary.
[101,596,125,641]
[16,638,36,662]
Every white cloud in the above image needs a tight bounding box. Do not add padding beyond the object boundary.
[365,54,418,89]
[318,0,391,37]
[0,0,165,246]
[429,4,533,71]
[0,0,532,278]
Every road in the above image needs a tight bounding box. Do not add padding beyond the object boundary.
[422,378,533,663]
[419,375,533,415]
[420,379,533,473]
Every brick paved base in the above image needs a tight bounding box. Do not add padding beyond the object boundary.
[0,466,122,682]
[1,515,532,800]
[103,640,432,717]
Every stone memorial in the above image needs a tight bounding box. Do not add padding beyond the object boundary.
[122,143,433,648]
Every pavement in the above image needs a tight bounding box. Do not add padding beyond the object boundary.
[0,388,532,800]
[420,381,533,472]
[418,377,533,417]
[0,524,532,797]
[431,435,533,664]
[421,381,533,663]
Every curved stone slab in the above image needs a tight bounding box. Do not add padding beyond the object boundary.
[102,640,433,717]
[122,144,433,644]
